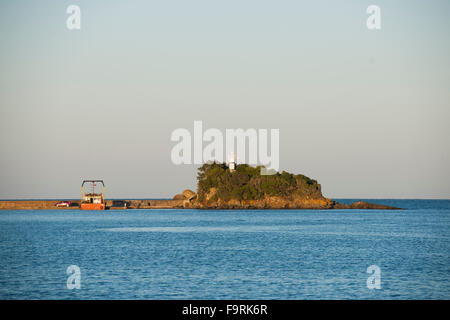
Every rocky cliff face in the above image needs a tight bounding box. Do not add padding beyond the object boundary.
[191,195,333,209]
[187,195,399,210]
[188,196,400,210]
[189,186,333,209]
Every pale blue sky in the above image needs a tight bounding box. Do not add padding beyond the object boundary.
[1,0,449,199]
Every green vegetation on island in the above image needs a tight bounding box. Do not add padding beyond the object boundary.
[196,162,323,203]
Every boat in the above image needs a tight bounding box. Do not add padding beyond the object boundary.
[80,180,106,210]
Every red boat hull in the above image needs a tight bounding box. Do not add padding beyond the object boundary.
[80,203,105,210]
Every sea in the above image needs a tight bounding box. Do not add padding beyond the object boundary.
[0,199,449,299]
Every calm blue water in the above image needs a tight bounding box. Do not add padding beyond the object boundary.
[0,199,449,299]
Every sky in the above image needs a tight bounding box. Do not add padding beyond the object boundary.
[0,0,449,199]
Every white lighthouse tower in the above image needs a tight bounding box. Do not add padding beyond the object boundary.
[228,152,237,172]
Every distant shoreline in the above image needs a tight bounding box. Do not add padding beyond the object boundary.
[0,199,402,210]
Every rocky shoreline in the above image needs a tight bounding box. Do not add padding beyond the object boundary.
[0,195,400,210]
[177,190,400,210]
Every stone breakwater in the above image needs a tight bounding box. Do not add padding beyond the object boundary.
[0,199,185,210]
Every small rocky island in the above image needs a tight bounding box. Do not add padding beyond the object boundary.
[175,163,400,210]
